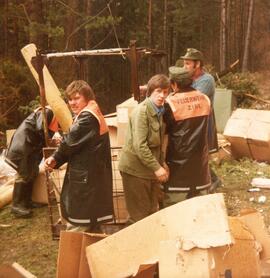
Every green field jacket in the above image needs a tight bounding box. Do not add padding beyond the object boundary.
[119,98,165,179]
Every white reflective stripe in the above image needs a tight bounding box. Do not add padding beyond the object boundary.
[68,214,113,224]
[67,217,91,224]
[167,183,211,192]
[97,215,113,222]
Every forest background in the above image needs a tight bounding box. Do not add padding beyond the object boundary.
[0,0,269,133]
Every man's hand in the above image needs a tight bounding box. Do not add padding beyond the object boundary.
[154,166,169,183]
[44,157,56,171]
[163,162,170,176]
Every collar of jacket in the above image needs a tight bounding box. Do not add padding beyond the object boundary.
[145,97,164,117]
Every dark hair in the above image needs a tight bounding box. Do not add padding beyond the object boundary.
[146,74,170,97]
[65,80,95,101]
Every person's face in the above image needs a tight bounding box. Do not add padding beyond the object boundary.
[150,87,169,107]
[183,59,196,74]
[68,92,88,115]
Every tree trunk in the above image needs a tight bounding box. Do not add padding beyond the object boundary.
[162,0,168,71]
[4,0,8,57]
[85,0,92,82]
[242,0,254,72]
[148,0,152,74]
[28,1,46,49]
[220,0,226,71]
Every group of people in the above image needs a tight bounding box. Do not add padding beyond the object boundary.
[4,48,220,231]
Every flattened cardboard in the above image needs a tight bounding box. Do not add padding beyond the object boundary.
[57,231,106,278]
[159,241,210,278]
[0,262,36,278]
[158,217,261,278]
[239,210,270,261]
[86,194,233,278]
[210,217,261,278]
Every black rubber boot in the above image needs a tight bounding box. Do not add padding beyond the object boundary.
[11,182,32,218]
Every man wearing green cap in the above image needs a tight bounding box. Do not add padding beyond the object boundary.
[163,67,211,203]
[180,48,221,191]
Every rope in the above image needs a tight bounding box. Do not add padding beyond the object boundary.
[107,2,125,60]
[65,0,114,50]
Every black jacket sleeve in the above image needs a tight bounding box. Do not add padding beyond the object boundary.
[53,111,99,167]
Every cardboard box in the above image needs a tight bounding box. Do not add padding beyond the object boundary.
[158,217,261,278]
[223,108,270,161]
[57,231,106,278]
[0,262,36,278]
[116,97,138,146]
[104,114,118,148]
[239,210,270,261]
[86,194,233,278]
[31,166,66,204]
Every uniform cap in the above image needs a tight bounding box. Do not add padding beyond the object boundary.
[180,48,204,61]
[169,66,192,82]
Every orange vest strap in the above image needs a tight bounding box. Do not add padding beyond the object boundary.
[34,106,59,132]
[167,90,211,121]
[75,100,108,135]
[48,116,59,132]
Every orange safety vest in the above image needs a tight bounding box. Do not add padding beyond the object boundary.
[74,100,108,135]
[34,106,59,132]
[166,90,211,121]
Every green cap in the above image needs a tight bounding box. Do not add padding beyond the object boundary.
[169,66,192,82]
[180,48,203,61]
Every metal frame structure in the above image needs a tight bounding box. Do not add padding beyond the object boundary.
[32,40,166,238]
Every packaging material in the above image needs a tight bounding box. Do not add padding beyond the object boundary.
[0,179,14,209]
[86,194,233,278]
[239,210,270,261]
[131,263,158,278]
[210,134,232,164]
[213,88,236,133]
[116,97,138,146]
[158,217,261,278]
[57,231,106,278]
[104,114,118,148]
[31,166,48,204]
[251,177,270,189]
[223,108,270,161]
[31,164,66,204]
[0,262,37,278]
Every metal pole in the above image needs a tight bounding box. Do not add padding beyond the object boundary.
[35,50,49,147]
[126,40,141,102]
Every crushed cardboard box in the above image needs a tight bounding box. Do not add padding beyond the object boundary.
[0,262,36,278]
[57,231,106,278]
[224,108,270,162]
[86,193,233,278]
[158,217,261,278]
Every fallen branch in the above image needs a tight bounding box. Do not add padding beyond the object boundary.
[243,93,270,104]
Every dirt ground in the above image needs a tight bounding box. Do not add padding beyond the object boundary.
[1,71,270,277]
[0,157,270,277]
